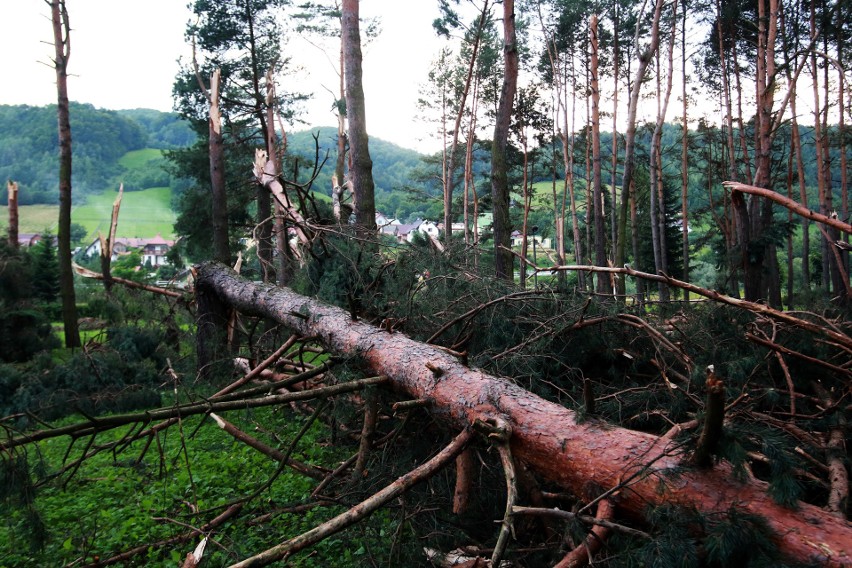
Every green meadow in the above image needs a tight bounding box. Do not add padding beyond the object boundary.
[72,186,176,241]
[0,186,176,242]
[1,147,176,242]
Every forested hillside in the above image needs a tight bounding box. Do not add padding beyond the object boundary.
[0,103,192,204]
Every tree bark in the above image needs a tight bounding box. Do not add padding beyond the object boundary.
[589,15,607,295]
[342,0,376,237]
[209,69,230,265]
[98,184,122,293]
[196,262,852,567]
[443,0,490,245]
[7,180,18,249]
[491,0,518,280]
[614,0,665,296]
[50,0,80,349]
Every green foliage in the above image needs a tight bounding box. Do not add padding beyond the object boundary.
[0,408,383,567]
[29,234,60,303]
[0,103,146,204]
[617,504,786,568]
[0,104,193,211]
[111,251,144,281]
[0,309,59,364]
[0,325,169,423]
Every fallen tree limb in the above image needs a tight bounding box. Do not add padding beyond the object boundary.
[196,262,852,566]
[0,376,388,452]
[209,413,327,480]
[230,428,475,567]
[547,264,852,351]
[723,181,852,235]
[73,263,184,298]
[554,498,614,568]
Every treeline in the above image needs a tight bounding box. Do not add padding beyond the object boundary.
[0,103,194,205]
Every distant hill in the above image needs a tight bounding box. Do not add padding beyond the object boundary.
[0,103,195,206]
[0,104,440,223]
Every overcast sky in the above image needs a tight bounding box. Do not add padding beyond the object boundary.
[0,0,446,153]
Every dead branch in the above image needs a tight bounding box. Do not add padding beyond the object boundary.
[230,428,475,567]
[351,386,378,482]
[453,448,476,514]
[217,335,300,397]
[550,264,852,351]
[209,413,326,479]
[73,263,184,298]
[476,419,516,567]
[252,149,311,249]
[813,384,849,519]
[1,376,387,452]
[746,332,852,379]
[553,498,615,568]
[512,506,649,539]
[723,181,852,234]
[692,366,726,468]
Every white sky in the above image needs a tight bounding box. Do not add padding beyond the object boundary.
[0,0,446,153]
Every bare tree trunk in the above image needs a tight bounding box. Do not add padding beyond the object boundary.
[491,0,518,280]
[680,6,689,300]
[649,3,677,302]
[6,181,18,249]
[209,70,230,265]
[99,184,123,293]
[536,3,577,290]
[443,0,490,245]
[784,43,810,291]
[590,15,607,295]
[196,262,852,567]
[837,8,849,292]
[615,0,665,297]
[50,0,80,349]
[610,4,621,295]
[190,36,231,266]
[342,0,376,237]
[335,36,347,186]
[244,4,274,283]
[735,0,778,304]
[462,83,478,246]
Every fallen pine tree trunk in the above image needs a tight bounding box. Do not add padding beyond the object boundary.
[195,262,852,566]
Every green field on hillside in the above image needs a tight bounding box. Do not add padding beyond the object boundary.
[0,186,176,241]
[118,148,163,169]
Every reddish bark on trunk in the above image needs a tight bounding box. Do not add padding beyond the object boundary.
[196,263,852,567]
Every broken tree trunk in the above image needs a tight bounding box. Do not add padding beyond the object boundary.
[195,262,852,567]
[7,180,18,249]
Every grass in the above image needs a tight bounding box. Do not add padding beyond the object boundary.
[118,148,163,169]
[0,205,61,234]
[0,408,368,567]
[73,186,176,241]
[0,186,176,243]
[0,147,176,242]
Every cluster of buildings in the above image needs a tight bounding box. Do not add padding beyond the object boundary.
[81,234,175,266]
[375,212,552,249]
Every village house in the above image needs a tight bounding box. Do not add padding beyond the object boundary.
[82,234,175,266]
[16,233,44,247]
[391,219,440,243]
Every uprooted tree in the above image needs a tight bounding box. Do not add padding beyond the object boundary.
[194,261,852,567]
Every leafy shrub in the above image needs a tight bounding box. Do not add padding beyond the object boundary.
[0,308,59,363]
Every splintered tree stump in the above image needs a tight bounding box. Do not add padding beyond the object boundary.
[196,262,852,567]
